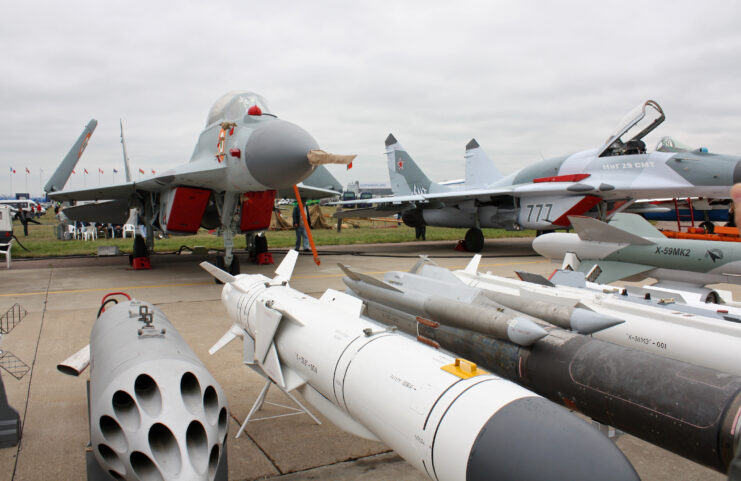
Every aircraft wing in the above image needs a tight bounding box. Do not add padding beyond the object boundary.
[330,181,612,207]
[48,163,228,202]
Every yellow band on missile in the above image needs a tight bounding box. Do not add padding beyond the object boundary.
[441,358,488,379]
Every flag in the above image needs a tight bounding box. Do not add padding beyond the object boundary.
[151,169,156,174]
[113,168,119,173]
[99,168,104,174]
[9,167,15,174]
[347,162,353,170]
[84,168,89,174]
[25,167,30,174]
[139,168,145,174]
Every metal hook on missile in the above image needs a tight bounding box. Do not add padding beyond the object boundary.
[362,326,397,337]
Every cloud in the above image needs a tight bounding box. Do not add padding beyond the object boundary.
[1,0,740,195]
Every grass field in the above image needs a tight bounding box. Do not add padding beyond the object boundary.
[7,207,536,258]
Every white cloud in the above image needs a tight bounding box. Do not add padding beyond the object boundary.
[1,0,740,195]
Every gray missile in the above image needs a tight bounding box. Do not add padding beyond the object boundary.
[339,264,547,346]
[58,300,229,481]
[479,289,623,334]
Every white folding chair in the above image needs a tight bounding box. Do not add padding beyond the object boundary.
[89,223,98,240]
[0,238,12,268]
[123,224,135,238]
[67,224,78,240]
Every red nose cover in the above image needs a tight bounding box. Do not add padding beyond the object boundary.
[163,187,211,233]
[240,190,276,232]
[247,105,262,116]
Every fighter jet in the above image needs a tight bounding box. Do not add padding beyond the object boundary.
[46,91,352,273]
[532,212,741,292]
[334,100,741,252]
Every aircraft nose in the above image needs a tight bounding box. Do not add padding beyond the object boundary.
[244,119,319,189]
[466,397,639,481]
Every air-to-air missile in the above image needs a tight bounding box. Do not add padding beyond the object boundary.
[201,251,640,481]
[532,212,741,288]
[58,299,229,481]
[341,261,741,472]
[455,255,741,376]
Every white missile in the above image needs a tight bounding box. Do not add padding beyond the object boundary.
[456,255,741,376]
[202,252,639,481]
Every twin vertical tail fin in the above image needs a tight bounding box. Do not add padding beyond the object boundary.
[464,139,502,187]
[44,119,97,193]
[385,133,444,195]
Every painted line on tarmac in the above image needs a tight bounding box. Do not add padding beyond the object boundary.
[0,259,547,297]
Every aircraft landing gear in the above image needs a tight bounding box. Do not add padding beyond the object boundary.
[464,228,484,253]
[213,254,240,283]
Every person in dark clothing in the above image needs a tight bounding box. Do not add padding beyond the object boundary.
[292,203,311,251]
[415,223,426,241]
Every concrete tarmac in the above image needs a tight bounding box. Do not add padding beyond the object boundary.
[0,238,731,480]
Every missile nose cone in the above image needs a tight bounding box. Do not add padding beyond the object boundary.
[245,119,319,189]
[531,232,569,260]
[507,317,548,346]
[570,308,624,334]
[467,397,639,481]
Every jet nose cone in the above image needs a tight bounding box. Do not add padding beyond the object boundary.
[244,119,319,189]
[467,397,639,481]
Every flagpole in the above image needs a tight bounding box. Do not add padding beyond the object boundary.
[9,170,12,197]
[25,171,28,193]
[39,168,43,197]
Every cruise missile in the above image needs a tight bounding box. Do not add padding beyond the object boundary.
[532,212,741,286]
[58,300,229,481]
[202,251,639,481]
[359,296,741,473]
[456,255,741,376]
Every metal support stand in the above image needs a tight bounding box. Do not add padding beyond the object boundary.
[235,378,321,438]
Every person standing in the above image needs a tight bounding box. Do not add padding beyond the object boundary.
[293,203,311,251]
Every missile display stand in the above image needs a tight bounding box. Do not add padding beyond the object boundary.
[0,303,30,448]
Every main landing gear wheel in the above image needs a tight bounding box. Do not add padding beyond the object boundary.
[228,255,241,276]
[464,228,484,253]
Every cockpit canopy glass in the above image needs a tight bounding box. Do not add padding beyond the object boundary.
[598,100,665,157]
[205,91,274,126]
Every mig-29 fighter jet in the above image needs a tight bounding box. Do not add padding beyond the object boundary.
[335,100,741,252]
[46,91,353,273]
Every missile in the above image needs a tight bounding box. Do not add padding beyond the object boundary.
[360,296,741,473]
[455,256,741,376]
[532,212,741,286]
[339,264,548,346]
[202,251,639,481]
[58,300,229,481]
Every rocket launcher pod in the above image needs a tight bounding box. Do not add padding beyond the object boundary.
[355,259,741,472]
[59,300,229,481]
[203,252,639,481]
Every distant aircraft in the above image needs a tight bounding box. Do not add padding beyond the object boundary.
[334,100,741,252]
[46,91,352,273]
[532,213,741,295]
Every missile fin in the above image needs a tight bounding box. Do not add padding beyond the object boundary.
[274,250,299,283]
[338,264,402,292]
[255,302,284,363]
[568,216,655,245]
[464,254,482,274]
[262,343,286,388]
[319,289,364,318]
[209,324,244,355]
[200,261,237,284]
[578,260,654,284]
[409,255,434,274]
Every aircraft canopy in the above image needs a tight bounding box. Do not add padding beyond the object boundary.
[598,100,665,157]
[206,91,274,126]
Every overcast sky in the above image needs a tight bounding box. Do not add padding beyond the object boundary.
[2,0,740,196]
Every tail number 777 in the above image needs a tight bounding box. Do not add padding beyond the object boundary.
[525,203,553,222]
